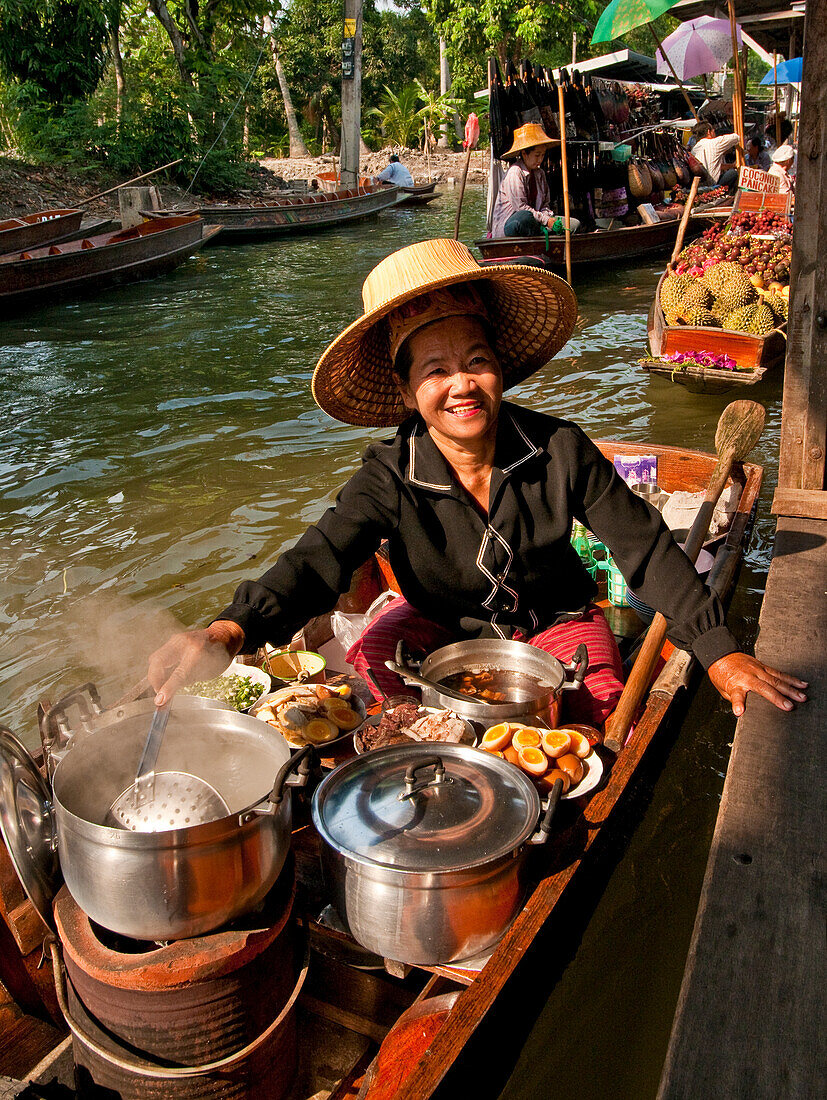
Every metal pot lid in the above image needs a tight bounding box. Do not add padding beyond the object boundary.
[312,742,540,872]
[0,728,60,931]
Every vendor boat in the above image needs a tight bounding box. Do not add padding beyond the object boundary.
[645,271,787,394]
[1,439,762,1099]
[0,215,218,311]
[153,184,401,243]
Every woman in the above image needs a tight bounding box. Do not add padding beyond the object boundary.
[491,123,580,238]
[148,239,806,724]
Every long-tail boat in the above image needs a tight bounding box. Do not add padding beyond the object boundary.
[152,184,400,243]
[0,216,218,311]
[0,438,762,1098]
[645,272,787,393]
[395,181,440,206]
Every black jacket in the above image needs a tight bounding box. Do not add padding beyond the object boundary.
[218,403,739,668]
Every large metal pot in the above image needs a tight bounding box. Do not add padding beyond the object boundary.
[1,697,311,942]
[415,638,588,730]
[311,743,561,966]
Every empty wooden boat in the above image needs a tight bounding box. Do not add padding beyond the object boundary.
[0,209,83,254]
[0,216,217,311]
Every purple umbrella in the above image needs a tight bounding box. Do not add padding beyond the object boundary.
[655,15,742,80]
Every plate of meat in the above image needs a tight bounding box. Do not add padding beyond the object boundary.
[354,699,475,754]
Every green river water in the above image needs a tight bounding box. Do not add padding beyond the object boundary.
[0,187,783,1097]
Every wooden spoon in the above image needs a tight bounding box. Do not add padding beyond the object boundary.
[603,400,766,754]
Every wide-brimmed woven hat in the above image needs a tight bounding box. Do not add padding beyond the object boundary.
[502,122,559,160]
[312,239,577,427]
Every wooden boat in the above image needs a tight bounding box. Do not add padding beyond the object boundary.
[156,184,401,243]
[1,439,762,1098]
[645,272,787,393]
[316,170,374,192]
[0,216,217,311]
[0,209,83,254]
[395,181,440,206]
[476,215,687,271]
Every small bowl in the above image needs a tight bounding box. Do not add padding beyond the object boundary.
[262,648,326,684]
[183,660,271,712]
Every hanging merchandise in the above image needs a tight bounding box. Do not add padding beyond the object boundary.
[489,58,512,161]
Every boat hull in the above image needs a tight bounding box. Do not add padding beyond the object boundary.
[476,217,686,270]
[0,216,210,309]
[645,272,786,391]
[0,209,84,255]
[187,185,400,242]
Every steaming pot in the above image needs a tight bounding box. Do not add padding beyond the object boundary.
[1,693,310,941]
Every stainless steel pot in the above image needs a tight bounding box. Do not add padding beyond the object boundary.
[3,696,312,942]
[414,638,588,730]
[312,743,562,966]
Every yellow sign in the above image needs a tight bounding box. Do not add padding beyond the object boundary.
[344,19,356,36]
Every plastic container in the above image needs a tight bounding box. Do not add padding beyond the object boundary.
[597,556,629,607]
[612,144,632,163]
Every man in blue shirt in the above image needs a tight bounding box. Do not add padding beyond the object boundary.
[377,154,415,187]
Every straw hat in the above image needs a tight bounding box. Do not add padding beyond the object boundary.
[502,122,559,160]
[312,238,577,427]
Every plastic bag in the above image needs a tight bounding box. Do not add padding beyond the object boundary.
[329,590,398,655]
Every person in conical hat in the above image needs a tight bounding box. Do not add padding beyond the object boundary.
[147,239,808,725]
[491,122,580,238]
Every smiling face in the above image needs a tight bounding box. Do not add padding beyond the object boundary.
[395,315,503,449]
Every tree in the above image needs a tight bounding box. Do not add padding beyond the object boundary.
[0,0,108,102]
[262,13,308,157]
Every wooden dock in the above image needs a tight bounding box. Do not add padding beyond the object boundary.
[659,2,826,1093]
[657,516,826,1099]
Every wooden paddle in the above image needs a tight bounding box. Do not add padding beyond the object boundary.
[670,175,700,266]
[603,400,766,754]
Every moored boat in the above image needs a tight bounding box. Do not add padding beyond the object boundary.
[645,271,787,393]
[0,216,217,311]
[157,183,401,242]
[395,181,440,206]
[1,438,762,1098]
[0,209,84,254]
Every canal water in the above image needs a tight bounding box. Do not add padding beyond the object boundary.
[0,186,783,1097]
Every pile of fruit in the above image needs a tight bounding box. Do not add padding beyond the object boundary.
[663,210,791,334]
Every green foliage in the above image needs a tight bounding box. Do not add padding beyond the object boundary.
[369,84,425,146]
[0,0,108,102]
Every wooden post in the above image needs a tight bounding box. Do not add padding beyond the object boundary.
[775,0,827,504]
[727,0,745,165]
[648,23,700,122]
[340,0,363,188]
[438,38,450,150]
[670,175,701,265]
[773,52,781,147]
[557,82,572,285]
[119,186,161,228]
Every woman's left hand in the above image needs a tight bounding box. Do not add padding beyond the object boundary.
[708,652,808,717]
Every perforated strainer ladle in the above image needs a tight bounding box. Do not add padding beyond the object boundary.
[106,704,230,833]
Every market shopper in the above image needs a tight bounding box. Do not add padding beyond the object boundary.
[491,123,580,238]
[692,122,741,189]
[147,239,807,725]
[768,144,795,193]
[376,153,414,188]
[746,135,771,172]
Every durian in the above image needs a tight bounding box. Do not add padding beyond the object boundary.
[702,262,741,292]
[661,273,693,314]
[681,282,713,311]
[724,303,759,332]
[764,293,787,321]
[684,308,718,327]
[716,273,757,313]
[749,303,776,335]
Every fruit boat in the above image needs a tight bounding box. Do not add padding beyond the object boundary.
[644,211,790,393]
[0,439,762,1100]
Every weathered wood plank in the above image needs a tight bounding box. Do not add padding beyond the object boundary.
[772,487,827,521]
[778,0,827,492]
[658,516,827,1099]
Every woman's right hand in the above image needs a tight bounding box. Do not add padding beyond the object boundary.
[148,620,246,706]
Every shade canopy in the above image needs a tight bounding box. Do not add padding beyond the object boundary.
[760,57,803,85]
[591,0,682,45]
[655,16,741,80]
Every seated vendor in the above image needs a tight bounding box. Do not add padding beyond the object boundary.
[768,145,795,194]
[692,122,741,189]
[148,239,806,727]
[491,123,580,239]
[376,153,414,188]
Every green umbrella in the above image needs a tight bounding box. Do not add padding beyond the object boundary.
[591,0,682,44]
[591,0,699,121]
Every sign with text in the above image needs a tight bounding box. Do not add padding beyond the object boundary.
[343,18,356,36]
[738,166,782,193]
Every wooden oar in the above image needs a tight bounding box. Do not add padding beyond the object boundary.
[603,400,766,754]
[669,175,700,266]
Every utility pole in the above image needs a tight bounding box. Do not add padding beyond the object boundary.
[438,38,450,149]
[340,0,363,187]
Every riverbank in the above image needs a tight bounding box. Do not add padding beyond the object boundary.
[0,148,486,220]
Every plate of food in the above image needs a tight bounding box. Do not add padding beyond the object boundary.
[181,661,271,712]
[354,699,475,754]
[477,722,603,801]
[251,682,366,748]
